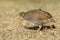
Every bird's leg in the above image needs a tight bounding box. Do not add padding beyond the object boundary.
[37,26,41,31]
[39,22,51,31]
[48,19,56,29]
[37,23,44,31]
[47,22,56,29]
[51,25,56,29]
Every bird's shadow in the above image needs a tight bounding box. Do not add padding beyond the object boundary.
[24,26,39,30]
[24,25,56,30]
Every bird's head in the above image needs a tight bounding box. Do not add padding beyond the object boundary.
[19,12,26,17]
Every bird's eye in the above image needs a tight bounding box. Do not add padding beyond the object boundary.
[19,12,26,17]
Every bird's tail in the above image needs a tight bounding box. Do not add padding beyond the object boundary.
[50,18,56,23]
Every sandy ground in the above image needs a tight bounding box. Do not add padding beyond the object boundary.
[0,0,60,40]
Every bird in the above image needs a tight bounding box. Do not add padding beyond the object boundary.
[19,9,56,31]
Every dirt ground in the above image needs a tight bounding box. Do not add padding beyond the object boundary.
[0,0,60,40]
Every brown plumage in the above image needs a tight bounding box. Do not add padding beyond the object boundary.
[19,9,56,31]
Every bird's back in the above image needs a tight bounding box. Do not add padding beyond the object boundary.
[26,9,53,20]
